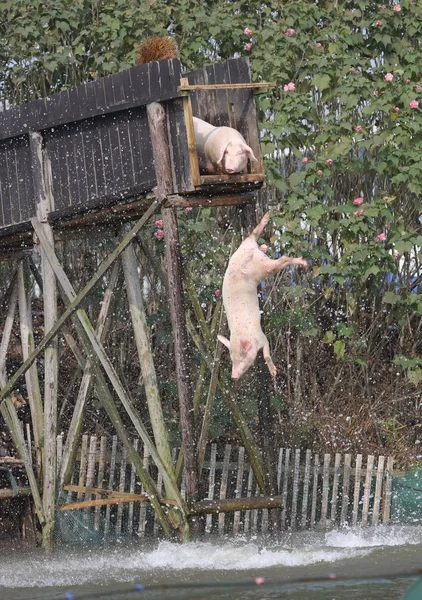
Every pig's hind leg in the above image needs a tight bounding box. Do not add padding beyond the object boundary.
[249,212,270,241]
[262,335,277,377]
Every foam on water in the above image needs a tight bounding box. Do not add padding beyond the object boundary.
[0,525,420,589]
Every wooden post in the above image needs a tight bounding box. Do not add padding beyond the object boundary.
[31,131,59,550]
[121,230,178,500]
[17,262,44,462]
[0,275,18,381]
[146,101,198,507]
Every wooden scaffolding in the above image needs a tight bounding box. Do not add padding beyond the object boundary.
[0,56,276,548]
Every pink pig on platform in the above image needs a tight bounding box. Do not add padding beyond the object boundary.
[193,117,258,175]
[218,212,308,380]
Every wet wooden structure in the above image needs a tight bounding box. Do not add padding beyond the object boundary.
[0,56,275,548]
[0,57,264,251]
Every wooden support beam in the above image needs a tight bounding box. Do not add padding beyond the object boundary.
[178,82,276,91]
[0,274,18,380]
[31,130,59,550]
[147,101,198,510]
[17,262,43,461]
[121,229,178,501]
[0,487,31,498]
[191,495,283,515]
[59,262,120,487]
[31,217,185,501]
[0,200,163,403]
[0,398,45,525]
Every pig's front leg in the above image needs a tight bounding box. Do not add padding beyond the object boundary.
[262,336,277,377]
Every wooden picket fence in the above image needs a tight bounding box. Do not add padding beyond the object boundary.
[57,435,394,541]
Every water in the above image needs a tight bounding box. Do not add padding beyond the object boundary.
[1,525,421,600]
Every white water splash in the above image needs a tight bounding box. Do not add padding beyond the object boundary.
[0,525,420,588]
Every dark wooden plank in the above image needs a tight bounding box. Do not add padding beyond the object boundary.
[0,142,13,227]
[227,58,263,175]
[166,98,194,193]
[0,60,182,141]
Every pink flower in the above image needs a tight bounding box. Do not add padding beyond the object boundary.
[349,66,355,72]
[214,289,221,298]
[406,79,411,84]
[393,4,401,12]
[377,232,387,242]
[302,157,308,164]
[394,106,400,112]
[283,81,296,92]
[409,100,419,109]
[326,159,333,165]
[376,20,383,26]
[244,27,253,36]
[374,89,379,96]
[384,72,393,82]
[316,42,322,48]
[154,219,163,228]
[154,229,165,240]
[260,244,268,253]
[383,196,389,201]
[284,28,295,36]
[255,577,265,586]
[245,42,252,51]
[353,197,364,206]
[317,169,323,175]
[185,206,193,214]
[354,209,365,216]
[355,125,362,132]
[394,250,401,258]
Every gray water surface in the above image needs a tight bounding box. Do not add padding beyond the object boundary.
[1,525,421,600]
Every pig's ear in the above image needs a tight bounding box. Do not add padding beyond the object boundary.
[217,335,231,349]
[216,142,230,168]
[241,143,258,162]
[240,338,253,352]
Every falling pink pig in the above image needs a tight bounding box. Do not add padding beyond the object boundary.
[193,117,257,175]
[218,212,308,380]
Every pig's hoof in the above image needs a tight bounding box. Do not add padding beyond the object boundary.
[266,361,277,377]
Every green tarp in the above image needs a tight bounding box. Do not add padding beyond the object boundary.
[391,470,422,524]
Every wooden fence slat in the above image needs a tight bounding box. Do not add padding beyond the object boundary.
[128,439,139,534]
[205,443,217,534]
[77,435,89,501]
[56,434,63,476]
[138,447,150,538]
[330,453,341,524]
[218,444,231,534]
[281,448,291,528]
[382,456,394,523]
[372,455,385,526]
[301,449,312,528]
[290,448,301,530]
[104,435,118,537]
[116,446,128,536]
[310,453,319,528]
[243,465,254,534]
[361,455,374,527]
[84,436,97,523]
[320,454,331,527]
[276,448,284,493]
[352,454,363,526]
[154,468,164,537]
[233,446,245,534]
[94,436,107,532]
[251,483,259,533]
[340,453,352,525]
